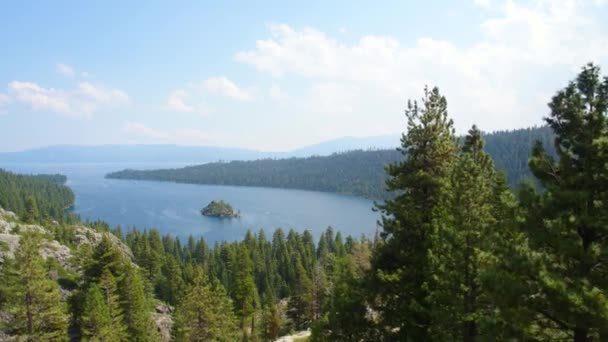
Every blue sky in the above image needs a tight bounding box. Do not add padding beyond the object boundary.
[1,0,607,152]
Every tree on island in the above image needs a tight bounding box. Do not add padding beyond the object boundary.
[200,200,240,218]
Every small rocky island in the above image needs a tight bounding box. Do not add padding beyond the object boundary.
[200,200,240,218]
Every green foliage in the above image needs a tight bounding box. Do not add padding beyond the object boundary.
[30,173,68,185]
[201,200,240,218]
[81,284,116,341]
[122,224,370,340]
[232,244,258,334]
[23,195,39,224]
[157,255,185,306]
[370,86,458,340]
[310,244,373,341]
[260,292,281,341]
[489,63,608,340]
[173,277,239,342]
[107,149,401,199]
[119,265,159,341]
[0,232,69,340]
[0,169,74,221]
[429,125,510,340]
[288,261,313,330]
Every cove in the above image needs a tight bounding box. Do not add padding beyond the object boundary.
[1,162,380,244]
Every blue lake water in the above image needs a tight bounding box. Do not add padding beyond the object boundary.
[0,162,380,244]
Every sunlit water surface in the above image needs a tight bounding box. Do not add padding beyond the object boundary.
[1,162,379,243]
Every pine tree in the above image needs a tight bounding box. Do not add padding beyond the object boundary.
[272,229,291,297]
[98,268,128,340]
[23,195,39,224]
[158,254,185,306]
[370,86,457,340]
[119,265,158,341]
[430,125,498,340]
[512,64,608,340]
[85,234,128,282]
[173,278,239,342]
[260,290,281,342]
[232,244,258,336]
[310,249,371,342]
[2,232,68,341]
[81,284,114,341]
[142,229,165,285]
[288,261,313,329]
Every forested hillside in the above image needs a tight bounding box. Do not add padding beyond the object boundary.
[0,169,74,221]
[107,126,554,198]
[482,126,555,185]
[30,173,68,185]
[108,149,402,198]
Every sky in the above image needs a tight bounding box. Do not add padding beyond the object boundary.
[0,0,607,152]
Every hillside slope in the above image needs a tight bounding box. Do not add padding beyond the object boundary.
[107,126,554,198]
[0,206,172,341]
[0,169,75,221]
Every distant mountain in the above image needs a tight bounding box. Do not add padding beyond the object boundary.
[290,134,401,157]
[0,145,267,164]
[0,135,402,164]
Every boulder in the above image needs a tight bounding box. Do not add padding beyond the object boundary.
[153,310,173,341]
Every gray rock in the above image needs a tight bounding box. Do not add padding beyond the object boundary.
[0,233,20,262]
[0,206,134,269]
[155,303,172,314]
[40,239,73,271]
[153,311,174,342]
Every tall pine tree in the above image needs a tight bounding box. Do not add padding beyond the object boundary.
[81,284,115,341]
[431,126,501,340]
[516,64,608,340]
[370,86,457,340]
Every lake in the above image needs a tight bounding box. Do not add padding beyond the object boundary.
[1,162,380,244]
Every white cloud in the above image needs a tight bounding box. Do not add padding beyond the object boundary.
[8,80,129,118]
[0,93,10,107]
[56,63,75,77]
[166,88,210,115]
[167,89,195,112]
[235,2,608,133]
[9,81,71,114]
[474,0,492,8]
[122,121,214,144]
[78,82,129,103]
[309,83,358,114]
[123,122,169,140]
[204,76,253,101]
[269,83,288,100]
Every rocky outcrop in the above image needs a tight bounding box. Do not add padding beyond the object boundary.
[0,233,73,271]
[40,240,73,270]
[0,234,19,262]
[0,206,173,339]
[153,303,174,342]
[0,207,134,269]
[73,224,134,261]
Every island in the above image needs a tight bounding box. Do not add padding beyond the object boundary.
[200,200,240,218]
